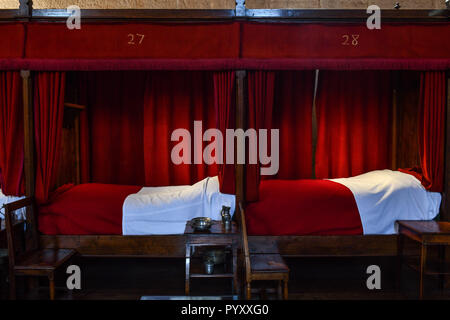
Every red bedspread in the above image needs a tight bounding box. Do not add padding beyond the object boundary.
[38,183,141,235]
[246,179,363,236]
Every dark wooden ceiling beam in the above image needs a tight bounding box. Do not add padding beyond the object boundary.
[12,8,447,23]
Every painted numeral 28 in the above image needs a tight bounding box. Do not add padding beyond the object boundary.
[341,34,360,46]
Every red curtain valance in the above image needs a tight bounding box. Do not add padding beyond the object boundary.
[1,22,450,70]
[0,23,25,69]
[25,22,240,60]
[241,22,450,60]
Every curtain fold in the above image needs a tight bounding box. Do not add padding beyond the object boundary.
[214,71,236,194]
[417,71,446,192]
[247,71,275,202]
[273,71,314,180]
[83,71,147,186]
[0,71,24,196]
[143,71,217,186]
[34,71,66,203]
[315,71,393,179]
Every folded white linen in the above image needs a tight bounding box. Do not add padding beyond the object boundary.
[122,176,235,235]
[330,170,441,235]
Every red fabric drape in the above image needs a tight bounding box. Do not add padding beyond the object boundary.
[315,71,392,179]
[82,71,147,185]
[34,72,66,203]
[77,71,219,187]
[0,71,24,196]
[417,71,446,192]
[25,22,240,60]
[273,71,314,179]
[242,23,450,61]
[247,71,275,201]
[214,71,236,194]
[143,71,218,186]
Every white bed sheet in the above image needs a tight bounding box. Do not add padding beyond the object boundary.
[122,176,235,235]
[0,188,25,221]
[331,170,441,235]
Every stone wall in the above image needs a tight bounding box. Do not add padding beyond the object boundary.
[0,0,446,10]
[0,0,19,8]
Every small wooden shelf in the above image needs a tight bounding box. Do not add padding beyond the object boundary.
[184,220,239,296]
[189,257,233,278]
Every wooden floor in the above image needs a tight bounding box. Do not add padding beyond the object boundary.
[2,256,449,300]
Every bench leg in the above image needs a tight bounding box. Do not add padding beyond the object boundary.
[49,273,55,300]
[246,282,251,300]
[283,277,289,300]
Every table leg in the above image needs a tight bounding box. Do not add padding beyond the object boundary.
[419,244,427,300]
[185,244,191,296]
[396,233,404,292]
[232,246,238,296]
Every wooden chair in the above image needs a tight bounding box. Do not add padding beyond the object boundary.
[3,197,76,300]
[239,202,289,300]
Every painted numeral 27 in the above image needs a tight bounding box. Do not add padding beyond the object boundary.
[128,33,145,45]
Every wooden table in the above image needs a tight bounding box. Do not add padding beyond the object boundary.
[184,220,239,296]
[397,220,450,299]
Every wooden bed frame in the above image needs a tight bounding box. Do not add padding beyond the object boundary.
[2,1,450,258]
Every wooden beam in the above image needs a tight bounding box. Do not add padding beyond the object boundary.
[235,70,246,208]
[30,9,236,21]
[245,9,449,22]
[20,70,35,198]
[11,8,447,22]
[248,235,418,257]
[0,10,20,19]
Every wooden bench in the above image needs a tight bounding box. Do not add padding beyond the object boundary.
[239,203,289,300]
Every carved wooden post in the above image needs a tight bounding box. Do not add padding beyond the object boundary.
[20,70,35,198]
[236,0,246,17]
[19,0,32,18]
[235,71,246,209]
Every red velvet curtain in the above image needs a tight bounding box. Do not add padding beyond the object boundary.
[417,71,446,192]
[0,71,24,196]
[81,71,147,185]
[247,71,275,201]
[315,71,392,179]
[273,71,314,180]
[34,72,66,203]
[214,71,235,194]
[77,71,219,187]
[143,71,218,186]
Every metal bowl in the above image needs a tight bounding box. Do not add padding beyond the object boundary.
[190,217,212,232]
[204,249,226,265]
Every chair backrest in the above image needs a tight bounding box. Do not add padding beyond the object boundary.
[3,197,38,268]
[238,202,251,279]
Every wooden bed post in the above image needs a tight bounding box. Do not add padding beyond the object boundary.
[236,70,246,211]
[443,74,450,222]
[21,70,35,198]
[18,0,32,18]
